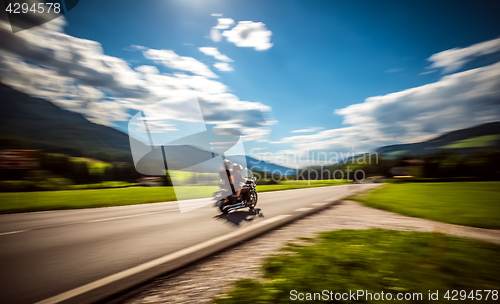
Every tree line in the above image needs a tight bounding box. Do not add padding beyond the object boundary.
[297,149,500,181]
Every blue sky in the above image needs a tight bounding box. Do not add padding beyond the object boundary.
[1,0,500,166]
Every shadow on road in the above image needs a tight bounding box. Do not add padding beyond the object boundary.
[214,208,264,226]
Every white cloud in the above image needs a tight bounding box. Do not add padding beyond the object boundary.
[275,61,500,156]
[213,18,235,30]
[198,47,233,62]
[143,48,218,78]
[426,37,500,74]
[112,64,275,140]
[213,62,233,71]
[0,18,147,99]
[291,127,324,133]
[222,21,273,51]
[210,28,222,43]
[385,68,404,73]
[0,17,275,141]
[211,13,223,17]
[209,18,234,42]
[419,69,437,76]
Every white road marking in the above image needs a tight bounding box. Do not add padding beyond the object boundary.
[35,214,291,304]
[82,211,172,223]
[0,209,179,236]
[294,208,312,212]
[0,199,182,217]
[312,202,326,206]
[0,230,27,236]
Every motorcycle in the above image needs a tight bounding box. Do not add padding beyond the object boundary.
[214,169,258,214]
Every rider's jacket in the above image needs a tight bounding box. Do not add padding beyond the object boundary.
[232,171,245,190]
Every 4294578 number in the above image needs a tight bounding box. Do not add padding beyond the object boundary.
[5,2,61,14]
[444,290,498,301]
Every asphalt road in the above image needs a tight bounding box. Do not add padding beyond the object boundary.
[0,184,378,304]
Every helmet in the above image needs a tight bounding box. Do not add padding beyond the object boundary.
[223,159,232,169]
[233,163,243,171]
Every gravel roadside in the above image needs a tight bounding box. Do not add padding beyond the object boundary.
[120,200,500,304]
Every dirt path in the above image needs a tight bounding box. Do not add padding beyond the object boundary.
[121,200,500,304]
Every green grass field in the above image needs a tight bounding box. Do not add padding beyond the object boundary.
[0,187,180,213]
[353,182,500,229]
[441,134,500,149]
[0,179,348,214]
[214,229,500,304]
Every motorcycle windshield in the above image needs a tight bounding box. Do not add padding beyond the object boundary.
[241,168,254,180]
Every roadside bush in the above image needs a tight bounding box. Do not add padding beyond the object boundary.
[8,170,76,191]
[24,170,52,182]
[41,153,71,177]
[0,180,33,192]
[71,161,90,184]
[68,181,139,190]
[34,177,73,191]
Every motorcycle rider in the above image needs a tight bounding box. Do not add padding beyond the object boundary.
[232,163,250,204]
[217,159,250,205]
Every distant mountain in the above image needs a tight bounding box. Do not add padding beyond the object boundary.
[139,150,296,175]
[0,83,132,161]
[0,83,295,175]
[376,122,500,158]
[226,155,296,175]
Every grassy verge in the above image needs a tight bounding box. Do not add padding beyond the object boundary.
[0,180,348,214]
[68,181,140,190]
[214,229,500,304]
[258,179,349,192]
[352,182,500,229]
[0,187,180,213]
